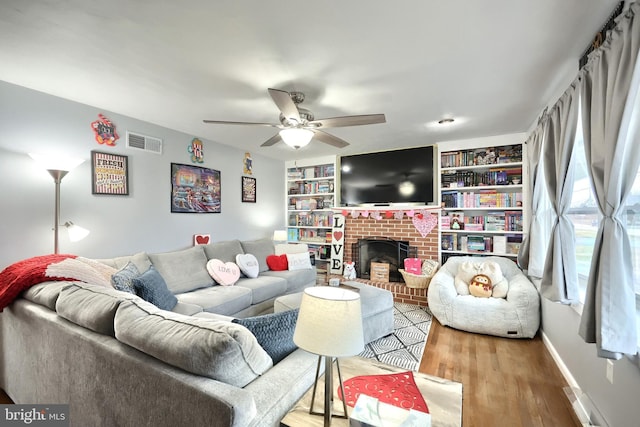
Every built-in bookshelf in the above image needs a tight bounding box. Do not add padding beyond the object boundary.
[439,143,524,264]
[285,156,337,282]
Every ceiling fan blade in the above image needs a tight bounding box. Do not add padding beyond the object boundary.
[203,119,278,127]
[268,88,301,124]
[308,114,386,128]
[260,133,283,147]
[313,130,350,148]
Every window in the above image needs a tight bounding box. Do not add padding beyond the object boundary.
[566,126,601,303]
[566,123,640,347]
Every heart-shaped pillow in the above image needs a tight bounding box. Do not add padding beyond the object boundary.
[266,254,288,271]
[236,253,259,278]
[206,259,240,286]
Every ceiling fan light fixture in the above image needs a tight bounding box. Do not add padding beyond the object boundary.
[279,128,314,149]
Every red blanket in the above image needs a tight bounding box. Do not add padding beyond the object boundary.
[0,254,77,311]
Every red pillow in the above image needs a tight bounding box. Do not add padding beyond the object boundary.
[266,254,288,271]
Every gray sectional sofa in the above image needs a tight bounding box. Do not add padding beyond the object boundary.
[0,238,320,427]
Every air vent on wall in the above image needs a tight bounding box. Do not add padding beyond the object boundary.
[126,131,163,154]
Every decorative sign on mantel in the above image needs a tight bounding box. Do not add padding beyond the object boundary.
[330,213,345,275]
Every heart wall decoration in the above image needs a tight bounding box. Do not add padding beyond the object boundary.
[194,234,211,245]
[412,213,438,237]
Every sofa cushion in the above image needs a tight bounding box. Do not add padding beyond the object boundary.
[56,283,140,336]
[21,281,75,310]
[206,259,241,286]
[240,238,274,273]
[235,276,287,304]
[114,299,273,387]
[132,266,178,311]
[175,285,253,315]
[97,251,152,272]
[111,262,140,294]
[236,253,260,278]
[262,269,317,293]
[203,239,245,263]
[148,246,213,293]
[232,309,299,363]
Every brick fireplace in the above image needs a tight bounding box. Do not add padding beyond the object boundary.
[329,211,439,307]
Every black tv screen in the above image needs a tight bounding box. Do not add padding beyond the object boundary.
[340,146,435,206]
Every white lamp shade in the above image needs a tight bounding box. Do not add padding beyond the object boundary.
[273,229,288,242]
[29,153,85,172]
[279,128,313,149]
[293,287,364,357]
[65,222,90,242]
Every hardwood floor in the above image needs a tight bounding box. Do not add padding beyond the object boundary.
[0,319,581,426]
[419,318,581,427]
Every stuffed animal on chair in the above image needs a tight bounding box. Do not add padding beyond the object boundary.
[469,273,493,298]
[343,262,357,280]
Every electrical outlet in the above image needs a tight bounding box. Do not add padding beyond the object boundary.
[606,359,614,384]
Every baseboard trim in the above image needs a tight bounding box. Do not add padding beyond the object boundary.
[541,330,580,389]
[541,331,608,426]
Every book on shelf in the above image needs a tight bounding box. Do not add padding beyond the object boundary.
[485,211,506,231]
[303,167,315,179]
[287,229,298,242]
[440,212,451,229]
[467,235,486,251]
[493,235,507,254]
[441,144,522,168]
[506,234,523,254]
[505,211,524,231]
[441,234,454,251]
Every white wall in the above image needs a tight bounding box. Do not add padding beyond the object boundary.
[0,81,286,268]
[542,299,640,426]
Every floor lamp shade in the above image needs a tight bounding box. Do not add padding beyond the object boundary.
[293,287,364,357]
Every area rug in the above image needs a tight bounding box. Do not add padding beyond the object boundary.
[359,302,432,371]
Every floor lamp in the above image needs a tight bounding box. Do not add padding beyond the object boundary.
[293,286,364,427]
[30,153,89,254]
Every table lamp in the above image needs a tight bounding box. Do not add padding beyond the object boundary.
[293,286,364,426]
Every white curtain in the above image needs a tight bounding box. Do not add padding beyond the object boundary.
[518,116,552,279]
[579,3,640,358]
[540,86,581,303]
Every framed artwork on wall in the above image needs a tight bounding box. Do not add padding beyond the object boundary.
[242,176,256,203]
[91,151,129,195]
[171,163,221,213]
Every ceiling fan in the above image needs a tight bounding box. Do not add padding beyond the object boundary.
[203,88,386,149]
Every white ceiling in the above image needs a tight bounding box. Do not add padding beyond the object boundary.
[0,0,622,161]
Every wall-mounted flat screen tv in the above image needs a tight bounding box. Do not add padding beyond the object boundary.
[339,146,435,206]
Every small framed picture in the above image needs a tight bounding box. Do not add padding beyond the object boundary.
[242,176,256,203]
[91,151,129,195]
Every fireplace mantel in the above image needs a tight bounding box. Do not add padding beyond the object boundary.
[335,213,439,307]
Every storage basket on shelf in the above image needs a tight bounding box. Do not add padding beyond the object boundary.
[399,259,439,289]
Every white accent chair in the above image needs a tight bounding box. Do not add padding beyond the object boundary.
[427,256,540,338]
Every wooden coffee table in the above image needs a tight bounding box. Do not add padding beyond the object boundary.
[280,356,462,427]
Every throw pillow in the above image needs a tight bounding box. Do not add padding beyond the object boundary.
[111,262,141,294]
[266,254,288,271]
[232,309,299,363]
[235,253,259,278]
[469,273,493,298]
[286,252,312,271]
[206,259,241,286]
[132,266,177,311]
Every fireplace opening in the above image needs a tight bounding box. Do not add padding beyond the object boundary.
[353,237,417,282]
